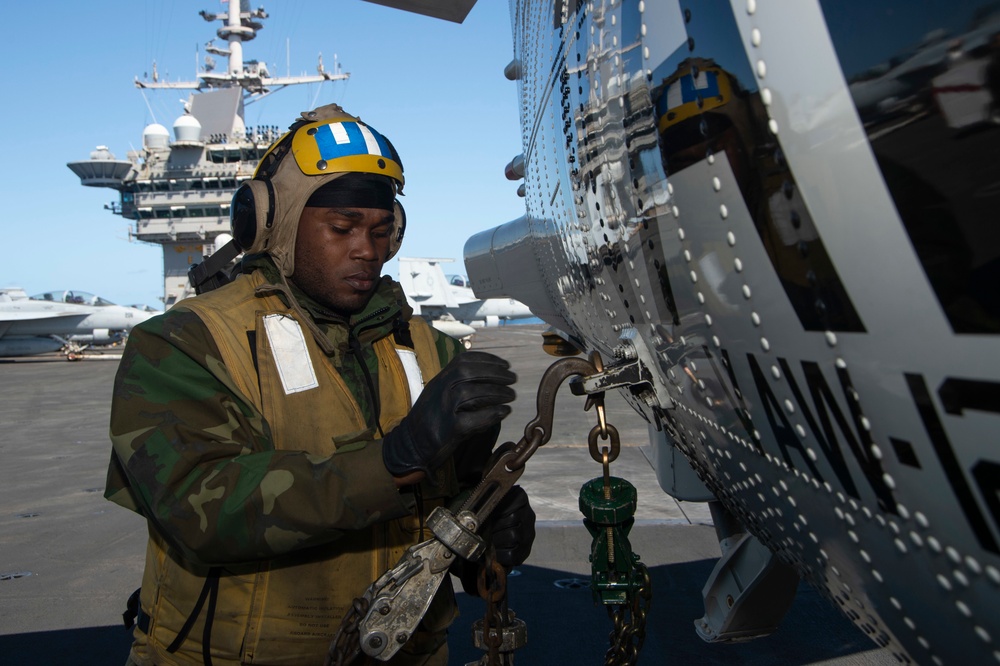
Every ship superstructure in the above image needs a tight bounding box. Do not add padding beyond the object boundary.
[68,1,348,307]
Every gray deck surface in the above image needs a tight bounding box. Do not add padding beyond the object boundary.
[0,324,895,664]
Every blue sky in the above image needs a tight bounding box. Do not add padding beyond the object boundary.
[1,1,523,308]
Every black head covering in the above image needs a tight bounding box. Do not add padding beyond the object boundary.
[304,172,395,211]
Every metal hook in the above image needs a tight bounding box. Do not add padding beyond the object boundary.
[507,356,598,470]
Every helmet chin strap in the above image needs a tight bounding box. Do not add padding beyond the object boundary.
[188,239,242,295]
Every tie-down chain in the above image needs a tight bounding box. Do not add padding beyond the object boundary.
[325,353,651,665]
[580,400,652,663]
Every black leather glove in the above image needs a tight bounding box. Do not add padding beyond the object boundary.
[452,485,536,596]
[382,351,516,477]
[452,422,502,488]
[488,485,536,568]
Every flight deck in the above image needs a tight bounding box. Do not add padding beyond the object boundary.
[0,324,894,664]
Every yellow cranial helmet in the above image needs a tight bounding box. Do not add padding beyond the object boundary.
[230,103,406,276]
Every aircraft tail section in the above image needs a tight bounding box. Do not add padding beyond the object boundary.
[398,257,462,311]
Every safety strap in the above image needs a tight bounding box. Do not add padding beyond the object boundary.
[167,566,221,666]
[392,319,414,349]
[189,240,242,295]
[122,587,141,630]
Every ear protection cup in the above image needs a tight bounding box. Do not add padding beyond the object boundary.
[386,199,406,260]
[230,179,275,253]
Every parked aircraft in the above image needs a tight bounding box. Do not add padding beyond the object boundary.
[368,1,1000,664]
[0,289,158,357]
[848,11,1000,129]
[397,257,534,328]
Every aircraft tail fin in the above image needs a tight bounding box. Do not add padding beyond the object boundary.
[398,257,461,310]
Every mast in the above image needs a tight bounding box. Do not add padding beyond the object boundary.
[133,1,348,100]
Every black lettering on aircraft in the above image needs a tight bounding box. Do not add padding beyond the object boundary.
[718,349,900,513]
[942,378,1000,553]
[907,373,1000,555]
[798,361,898,514]
[939,380,1000,536]
[890,437,922,469]
[777,359,860,504]
[746,354,825,479]
[939,378,1000,418]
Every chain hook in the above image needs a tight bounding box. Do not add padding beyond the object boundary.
[507,356,599,470]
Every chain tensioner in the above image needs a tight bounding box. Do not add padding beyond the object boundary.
[579,373,652,666]
[327,354,603,665]
[327,351,653,665]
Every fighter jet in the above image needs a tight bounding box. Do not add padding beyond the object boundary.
[397,257,534,330]
[0,289,158,357]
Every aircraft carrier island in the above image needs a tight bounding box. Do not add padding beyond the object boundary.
[67,2,348,309]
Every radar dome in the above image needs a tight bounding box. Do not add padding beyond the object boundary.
[212,233,234,255]
[142,123,170,150]
[90,145,116,160]
[173,114,202,143]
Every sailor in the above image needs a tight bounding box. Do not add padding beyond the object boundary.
[106,103,536,666]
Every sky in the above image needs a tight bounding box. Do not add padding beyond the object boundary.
[0,0,524,309]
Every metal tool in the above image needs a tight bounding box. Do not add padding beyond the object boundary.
[340,356,601,662]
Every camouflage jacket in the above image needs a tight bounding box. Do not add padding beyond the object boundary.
[106,257,463,566]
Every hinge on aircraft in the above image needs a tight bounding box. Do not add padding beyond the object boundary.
[695,503,800,643]
[569,333,664,410]
[570,356,652,393]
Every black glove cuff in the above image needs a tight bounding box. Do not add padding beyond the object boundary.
[449,558,482,597]
[487,486,536,569]
[381,423,430,477]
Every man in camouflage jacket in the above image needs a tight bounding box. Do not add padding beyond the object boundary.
[107,104,535,666]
